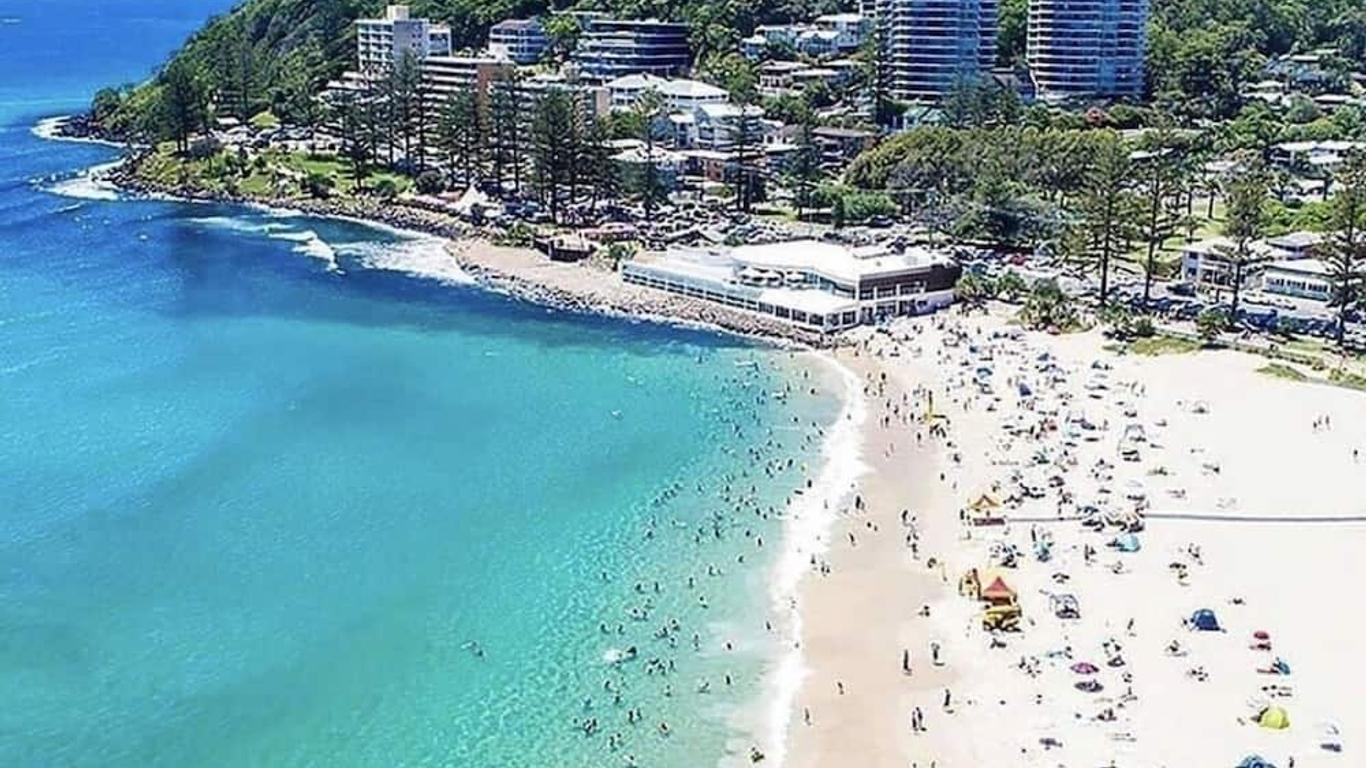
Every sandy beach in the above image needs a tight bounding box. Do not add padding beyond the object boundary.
[780,307,1366,768]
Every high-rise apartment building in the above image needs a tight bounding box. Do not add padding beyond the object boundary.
[876,0,998,103]
[1026,0,1148,101]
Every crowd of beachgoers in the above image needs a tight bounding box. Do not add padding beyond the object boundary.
[776,308,1365,768]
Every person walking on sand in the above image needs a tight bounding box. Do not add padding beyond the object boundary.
[903,649,912,675]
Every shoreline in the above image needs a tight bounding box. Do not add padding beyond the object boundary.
[757,351,869,767]
[38,120,830,349]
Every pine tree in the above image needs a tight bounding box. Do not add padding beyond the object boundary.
[1077,133,1140,309]
[1218,156,1271,322]
[158,58,208,155]
[1327,150,1366,347]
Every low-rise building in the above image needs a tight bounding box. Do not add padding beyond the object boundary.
[1180,237,1276,288]
[488,17,548,64]
[1261,258,1335,302]
[606,74,728,112]
[621,239,961,331]
[692,103,767,150]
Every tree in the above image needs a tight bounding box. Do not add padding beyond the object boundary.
[543,14,581,62]
[330,88,374,184]
[631,89,667,217]
[212,18,257,121]
[1219,158,1271,321]
[530,90,578,222]
[1196,308,1228,344]
[275,40,326,140]
[788,117,822,222]
[436,89,484,187]
[1134,126,1188,306]
[1327,150,1366,346]
[488,73,526,196]
[1020,279,1075,330]
[1076,133,1139,309]
[385,50,426,170]
[157,58,208,155]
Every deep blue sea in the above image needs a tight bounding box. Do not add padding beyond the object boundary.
[0,3,840,766]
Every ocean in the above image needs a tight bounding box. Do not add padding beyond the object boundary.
[0,2,849,767]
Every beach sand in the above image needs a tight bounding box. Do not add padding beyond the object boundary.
[781,308,1366,768]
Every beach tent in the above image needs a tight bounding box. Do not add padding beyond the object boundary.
[1071,661,1099,675]
[970,494,1001,511]
[980,575,1017,604]
[1258,706,1291,730]
[1112,533,1142,553]
[1190,609,1221,631]
[1236,756,1276,768]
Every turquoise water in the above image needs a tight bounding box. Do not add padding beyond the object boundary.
[0,4,840,766]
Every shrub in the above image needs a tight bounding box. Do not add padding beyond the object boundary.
[415,170,445,195]
[1195,308,1228,344]
[304,171,334,199]
[373,177,399,200]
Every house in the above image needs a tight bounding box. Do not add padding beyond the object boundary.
[607,75,729,112]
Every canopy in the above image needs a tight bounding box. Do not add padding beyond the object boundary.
[1190,608,1221,631]
[980,575,1017,602]
[1071,661,1099,675]
[1258,706,1290,730]
[970,494,1001,511]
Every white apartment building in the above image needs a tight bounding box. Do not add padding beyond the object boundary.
[357,5,452,71]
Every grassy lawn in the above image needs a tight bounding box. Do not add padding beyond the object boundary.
[136,145,412,199]
[1257,362,1309,382]
[1125,334,1202,356]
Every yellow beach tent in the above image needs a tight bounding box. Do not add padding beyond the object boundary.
[1258,706,1290,730]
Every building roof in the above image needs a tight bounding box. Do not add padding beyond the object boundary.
[1264,258,1333,277]
[696,103,764,119]
[659,79,727,100]
[490,17,542,31]
[606,73,669,91]
[1265,231,1324,250]
[729,239,947,284]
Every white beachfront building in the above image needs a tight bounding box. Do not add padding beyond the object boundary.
[1261,259,1336,303]
[621,239,961,331]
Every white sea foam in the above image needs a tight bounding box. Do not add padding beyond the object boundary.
[43,161,122,201]
[30,115,124,148]
[763,355,868,767]
[335,235,474,286]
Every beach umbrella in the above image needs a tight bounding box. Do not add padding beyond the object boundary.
[1070,662,1099,675]
[1252,630,1270,640]
[1258,706,1291,730]
[1236,757,1276,768]
[1074,679,1103,693]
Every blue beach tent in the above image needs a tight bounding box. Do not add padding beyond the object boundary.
[1112,533,1142,553]
[1236,756,1276,768]
[1190,608,1221,631]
